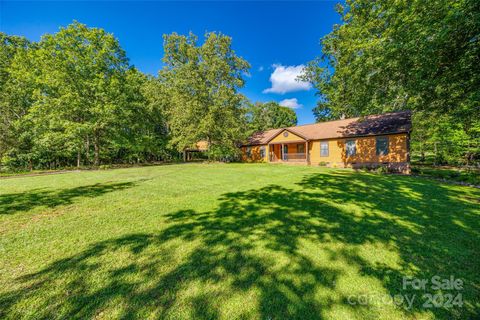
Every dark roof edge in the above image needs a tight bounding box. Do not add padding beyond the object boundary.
[286,110,412,129]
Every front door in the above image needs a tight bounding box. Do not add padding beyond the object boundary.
[283,145,288,160]
[270,145,281,161]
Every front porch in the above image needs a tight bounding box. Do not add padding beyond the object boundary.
[269,142,308,163]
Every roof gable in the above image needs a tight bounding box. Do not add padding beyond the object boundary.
[268,129,307,143]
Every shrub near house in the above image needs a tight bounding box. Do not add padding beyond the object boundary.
[242,111,412,173]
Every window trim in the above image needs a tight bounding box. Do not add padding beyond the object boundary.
[320,141,329,157]
[376,136,389,156]
[345,139,356,157]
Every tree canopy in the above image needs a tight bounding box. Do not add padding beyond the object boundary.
[0,24,253,170]
[4,6,477,170]
[158,32,250,159]
[0,34,33,165]
[303,0,479,120]
[245,101,297,134]
[302,0,480,165]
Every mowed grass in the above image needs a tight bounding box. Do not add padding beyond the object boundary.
[0,164,479,319]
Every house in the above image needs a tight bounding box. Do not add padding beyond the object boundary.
[241,111,412,173]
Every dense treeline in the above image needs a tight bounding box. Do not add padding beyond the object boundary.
[302,0,480,166]
[0,23,292,170]
[3,0,478,171]
[0,23,170,170]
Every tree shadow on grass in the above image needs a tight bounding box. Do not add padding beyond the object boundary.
[0,171,479,319]
[0,181,141,215]
[297,171,480,318]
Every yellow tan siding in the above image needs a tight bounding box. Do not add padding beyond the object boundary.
[309,133,409,167]
[269,130,305,143]
[242,133,409,172]
[309,139,343,165]
[242,145,268,162]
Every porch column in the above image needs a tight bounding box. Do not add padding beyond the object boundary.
[306,141,309,163]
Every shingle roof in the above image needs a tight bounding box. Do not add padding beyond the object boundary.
[245,111,411,146]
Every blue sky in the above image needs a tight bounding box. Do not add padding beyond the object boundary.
[0,1,341,124]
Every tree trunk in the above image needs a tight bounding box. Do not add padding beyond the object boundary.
[77,149,81,168]
[85,135,90,165]
[94,135,100,167]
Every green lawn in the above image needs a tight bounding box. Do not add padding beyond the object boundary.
[0,164,479,319]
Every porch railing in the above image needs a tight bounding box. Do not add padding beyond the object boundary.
[284,153,307,161]
[270,152,307,162]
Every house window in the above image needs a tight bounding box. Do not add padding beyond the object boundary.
[297,144,305,154]
[320,141,329,157]
[246,147,252,157]
[376,137,389,156]
[260,146,266,158]
[283,145,288,160]
[345,140,356,157]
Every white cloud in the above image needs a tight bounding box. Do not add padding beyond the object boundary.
[258,66,264,72]
[263,64,311,94]
[279,98,302,109]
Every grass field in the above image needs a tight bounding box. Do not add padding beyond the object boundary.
[0,163,479,319]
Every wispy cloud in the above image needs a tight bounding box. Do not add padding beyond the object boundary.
[279,98,302,109]
[263,64,311,94]
[258,66,264,72]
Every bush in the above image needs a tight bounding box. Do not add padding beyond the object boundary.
[374,166,389,174]
[411,165,480,185]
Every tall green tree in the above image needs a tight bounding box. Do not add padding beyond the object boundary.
[302,0,480,164]
[26,21,131,166]
[1,23,173,171]
[159,32,250,158]
[0,34,35,167]
[303,0,479,122]
[117,70,170,163]
[245,101,297,133]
